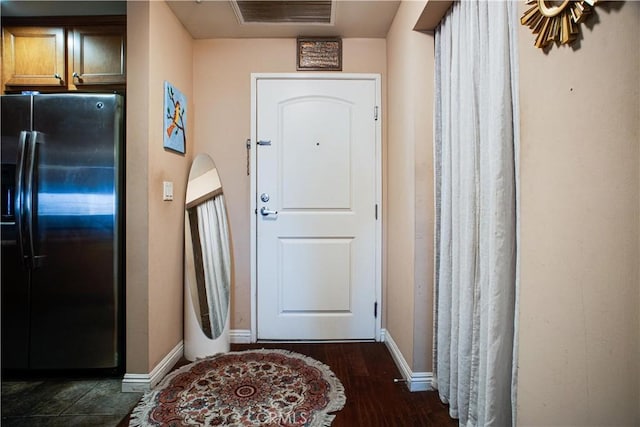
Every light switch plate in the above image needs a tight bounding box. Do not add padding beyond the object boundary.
[163,181,174,201]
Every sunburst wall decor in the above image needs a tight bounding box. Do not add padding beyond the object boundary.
[521,0,599,49]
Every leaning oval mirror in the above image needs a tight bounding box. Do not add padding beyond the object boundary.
[184,154,231,360]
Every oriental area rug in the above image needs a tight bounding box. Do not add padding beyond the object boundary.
[129,349,346,426]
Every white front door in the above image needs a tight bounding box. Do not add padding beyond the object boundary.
[255,76,380,340]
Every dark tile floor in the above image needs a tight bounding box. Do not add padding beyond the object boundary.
[1,378,143,426]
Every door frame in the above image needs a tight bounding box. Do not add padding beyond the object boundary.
[249,73,382,342]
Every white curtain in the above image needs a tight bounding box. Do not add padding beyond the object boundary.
[196,194,231,339]
[433,1,520,426]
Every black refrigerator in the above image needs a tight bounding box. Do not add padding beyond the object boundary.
[1,93,123,373]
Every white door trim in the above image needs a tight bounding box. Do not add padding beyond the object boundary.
[250,73,382,342]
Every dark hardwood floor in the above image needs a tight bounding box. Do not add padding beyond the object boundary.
[119,342,456,426]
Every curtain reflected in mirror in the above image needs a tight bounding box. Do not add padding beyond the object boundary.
[185,154,230,342]
[187,195,230,339]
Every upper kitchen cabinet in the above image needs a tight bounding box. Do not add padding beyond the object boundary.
[70,26,126,87]
[1,16,126,93]
[2,26,67,89]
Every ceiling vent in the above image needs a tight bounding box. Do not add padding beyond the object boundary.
[231,0,335,24]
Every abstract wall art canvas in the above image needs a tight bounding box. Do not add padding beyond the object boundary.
[164,81,187,154]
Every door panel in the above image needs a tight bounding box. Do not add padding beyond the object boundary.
[2,27,66,88]
[29,94,121,369]
[256,78,378,340]
[71,26,126,86]
[280,238,352,312]
[1,95,33,369]
[280,98,352,209]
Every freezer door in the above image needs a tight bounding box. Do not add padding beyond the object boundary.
[29,94,123,370]
[1,95,33,370]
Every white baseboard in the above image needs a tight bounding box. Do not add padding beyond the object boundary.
[121,329,251,393]
[382,329,433,392]
[122,330,412,393]
[121,340,184,393]
[230,329,252,344]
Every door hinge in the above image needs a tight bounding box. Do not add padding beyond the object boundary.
[246,138,251,176]
[374,106,379,121]
[375,204,378,220]
[374,302,378,318]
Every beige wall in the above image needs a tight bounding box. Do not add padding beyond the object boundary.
[126,1,150,373]
[126,0,193,373]
[517,2,640,425]
[192,38,387,330]
[386,0,435,372]
[126,9,640,425]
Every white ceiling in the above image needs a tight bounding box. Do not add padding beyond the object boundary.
[0,0,401,39]
[167,0,401,39]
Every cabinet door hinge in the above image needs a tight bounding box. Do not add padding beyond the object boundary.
[374,106,379,121]
[375,204,378,220]
[374,302,378,318]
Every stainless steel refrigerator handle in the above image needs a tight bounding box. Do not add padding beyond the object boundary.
[14,131,28,267]
[24,131,46,269]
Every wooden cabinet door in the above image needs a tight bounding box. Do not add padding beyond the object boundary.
[70,26,126,86]
[2,27,67,88]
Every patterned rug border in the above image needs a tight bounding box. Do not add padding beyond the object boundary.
[129,348,346,427]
